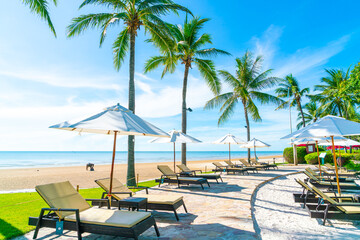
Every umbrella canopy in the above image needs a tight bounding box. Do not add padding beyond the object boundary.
[50,103,169,137]
[281,115,360,195]
[240,138,270,159]
[293,136,347,145]
[213,134,246,161]
[149,130,202,171]
[50,103,169,198]
[281,115,360,140]
[321,138,360,147]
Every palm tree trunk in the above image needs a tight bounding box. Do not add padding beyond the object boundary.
[337,103,343,117]
[243,102,251,163]
[297,99,306,127]
[181,63,190,165]
[127,32,136,186]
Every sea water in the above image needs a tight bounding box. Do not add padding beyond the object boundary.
[0,151,282,169]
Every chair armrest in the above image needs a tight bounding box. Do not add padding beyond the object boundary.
[193,169,203,173]
[41,207,79,212]
[111,191,133,196]
[85,198,110,208]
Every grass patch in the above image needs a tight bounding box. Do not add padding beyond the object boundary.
[0,180,157,240]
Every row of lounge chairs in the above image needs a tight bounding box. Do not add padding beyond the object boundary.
[293,166,360,225]
[29,160,278,239]
[212,159,278,174]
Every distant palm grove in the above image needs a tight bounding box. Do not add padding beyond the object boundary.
[22,0,360,185]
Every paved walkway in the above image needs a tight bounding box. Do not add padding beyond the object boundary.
[253,172,360,240]
[15,166,305,240]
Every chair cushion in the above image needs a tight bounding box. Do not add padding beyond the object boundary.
[177,177,204,181]
[36,181,91,219]
[342,206,360,214]
[135,194,183,205]
[65,208,151,228]
[198,173,220,177]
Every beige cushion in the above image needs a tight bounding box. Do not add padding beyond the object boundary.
[136,194,183,205]
[96,178,132,201]
[65,208,151,228]
[177,164,191,172]
[177,177,203,181]
[36,181,91,219]
[342,206,360,214]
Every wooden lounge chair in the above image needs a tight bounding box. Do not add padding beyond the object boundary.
[212,162,248,175]
[176,164,223,183]
[324,163,352,172]
[28,181,159,240]
[305,168,355,183]
[293,179,354,207]
[317,166,359,178]
[305,184,360,225]
[156,165,210,189]
[304,171,360,190]
[251,158,278,170]
[239,159,268,170]
[94,178,187,221]
[224,160,257,173]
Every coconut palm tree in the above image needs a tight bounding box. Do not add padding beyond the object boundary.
[296,102,323,129]
[22,0,57,36]
[275,74,309,128]
[67,0,192,186]
[311,68,357,119]
[144,17,230,165]
[204,51,283,161]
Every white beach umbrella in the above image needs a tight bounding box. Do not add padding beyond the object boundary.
[240,138,270,160]
[149,130,202,171]
[281,115,360,194]
[50,103,169,197]
[213,134,246,161]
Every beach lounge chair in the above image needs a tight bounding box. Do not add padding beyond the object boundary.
[293,179,354,207]
[94,178,187,221]
[324,163,351,172]
[212,162,248,175]
[304,171,360,190]
[224,160,257,173]
[239,159,268,170]
[176,164,223,183]
[28,181,159,240]
[305,168,355,183]
[250,158,278,170]
[305,184,360,225]
[156,165,210,189]
[317,166,359,178]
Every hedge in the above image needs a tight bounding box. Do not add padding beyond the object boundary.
[304,151,356,165]
[283,147,307,164]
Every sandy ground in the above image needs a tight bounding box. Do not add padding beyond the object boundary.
[0,155,282,191]
[253,172,360,239]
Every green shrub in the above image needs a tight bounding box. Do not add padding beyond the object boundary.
[283,147,307,164]
[305,152,333,165]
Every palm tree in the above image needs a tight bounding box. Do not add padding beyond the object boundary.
[144,17,230,165]
[311,68,357,119]
[22,0,57,36]
[67,0,192,186]
[296,102,323,129]
[275,74,310,128]
[204,51,283,161]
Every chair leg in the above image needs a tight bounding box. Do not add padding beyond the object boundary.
[75,210,82,240]
[183,201,188,213]
[33,209,45,239]
[215,178,219,183]
[323,205,329,225]
[173,209,179,221]
[200,183,204,190]
[220,176,223,182]
[154,221,160,237]
[206,180,210,187]
[158,176,162,187]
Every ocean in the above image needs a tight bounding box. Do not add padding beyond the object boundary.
[0,151,283,169]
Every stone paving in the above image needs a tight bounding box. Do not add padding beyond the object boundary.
[15,166,305,240]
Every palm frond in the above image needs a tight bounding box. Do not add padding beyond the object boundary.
[112,28,130,71]
[195,58,221,95]
[204,92,234,110]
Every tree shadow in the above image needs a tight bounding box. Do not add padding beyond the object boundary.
[0,218,24,239]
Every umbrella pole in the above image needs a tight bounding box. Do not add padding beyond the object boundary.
[331,136,341,195]
[109,131,118,200]
[338,148,342,172]
[315,141,321,176]
[229,143,231,161]
[174,142,176,172]
[254,146,257,160]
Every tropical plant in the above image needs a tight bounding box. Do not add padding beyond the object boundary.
[311,68,358,119]
[22,0,57,36]
[204,51,283,161]
[296,101,323,129]
[67,0,192,186]
[144,17,230,164]
[275,74,310,128]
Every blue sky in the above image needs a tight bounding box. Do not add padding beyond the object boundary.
[0,0,359,152]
